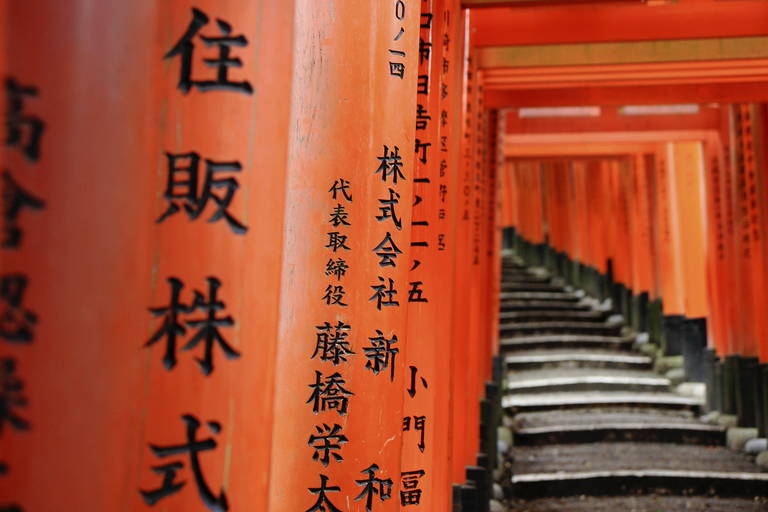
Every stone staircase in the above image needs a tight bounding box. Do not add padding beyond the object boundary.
[498,257,768,511]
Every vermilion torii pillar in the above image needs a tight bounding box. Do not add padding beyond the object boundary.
[1,1,295,510]
[268,2,419,511]
[400,0,460,509]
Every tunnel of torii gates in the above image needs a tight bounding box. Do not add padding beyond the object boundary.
[4,0,768,511]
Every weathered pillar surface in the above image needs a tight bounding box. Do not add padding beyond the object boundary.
[268,1,419,511]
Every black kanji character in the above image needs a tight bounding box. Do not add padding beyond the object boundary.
[408,281,428,303]
[157,152,247,234]
[415,104,430,131]
[321,285,348,307]
[324,258,349,280]
[376,188,402,230]
[308,423,348,466]
[307,371,354,416]
[402,416,426,452]
[184,277,239,375]
[2,171,44,249]
[415,139,430,164]
[389,62,405,79]
[5,78,44,161]
[312,321,354,366]
[145,277,239,376]
[306,474,343,512]
[400,470,425,506]
[406,366,429,398]
[369,277,399,310]
[439,184,448,202]
[417,75,429,95]
[329,178,352,202]
[362,330,398,381]
[420,13,433,29]
[374,146,405,184]
[372,232,402,267]
[140,414,228,511]
[0,358,29,434]
[0,274,36,344]
[328,204,350,227]
[418,38,431,65]
[164,8,252,94]
[326,232,350,252]
[355,464,393,511]
[145,277,188,370]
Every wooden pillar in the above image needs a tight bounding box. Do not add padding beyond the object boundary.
[670,141,710,321]
[2,1,295,510]
[702,134,730,355]
[656,145,686,317]
[450,7,475,482]
[400,0,459,509]
[268,1,419,511]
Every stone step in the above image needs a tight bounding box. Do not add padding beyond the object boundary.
[506,374,670,394]
[501,334,634,352]
[513,422,726,446]
[500,300,592,312]
[511,469,768,500]
[499,321,622,337]
[502,391,700,414]
[505,351,652,370]
[499,310,608,323]
[500,274,552,285]
[508,495,768,512]
[500,291,580,302]
[500,283,565,293]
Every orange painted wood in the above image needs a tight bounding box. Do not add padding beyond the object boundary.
[485,82,768,109]
[505,106,721,141]
[629,153,655,295]
[432,0,465,502]
[2,2,295,510]
[728,105,765,358]
[141,2,295,510]
[669,142,710,320]
[267,2,419,511]
[753,104,768,361]
[449,9,477,482]
[462,42,484,476]
[400,0,457,509]
[656,144,686,316]
[470,0,768,47]
[702,134,729,355]
[0,3,160,509]
[719,108,740,355]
